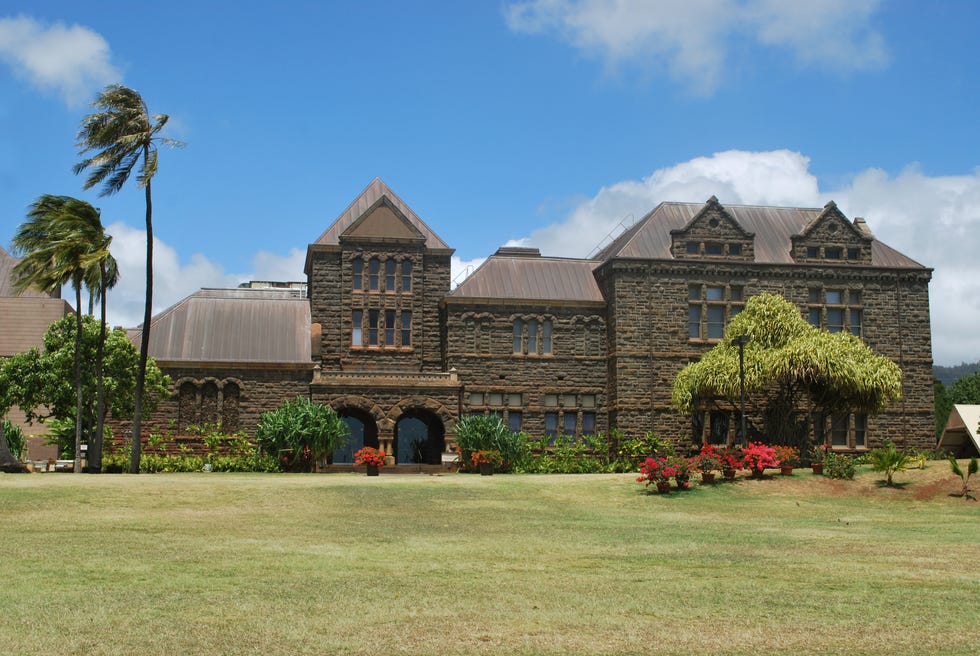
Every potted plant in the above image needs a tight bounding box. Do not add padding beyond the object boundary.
[695,444,722,484]
[741,442,779,478]
[809,443,828,475]
[718,446,742,480]
[637,456,676,494]
[773,445,799,475]
[670,454,696,489]
[354,446,386,476]
[470,449,502,476]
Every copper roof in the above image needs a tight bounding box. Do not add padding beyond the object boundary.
[0,245,60,298]
[596,201,926,269]
[132,288,311,364]
[312,178,451,250]
[448,249,604,304]
[0,296,73,356]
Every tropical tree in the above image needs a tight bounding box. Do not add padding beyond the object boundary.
[672,292,903,449]
[0,315,170,461]
[74,84,181,473]
[12,195,109,472]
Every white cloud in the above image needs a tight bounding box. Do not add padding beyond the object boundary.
[505,0,888,94]
[0,15,121,106]
[250,248,307,283]
[507,150,979,366]
[451,255,487,288]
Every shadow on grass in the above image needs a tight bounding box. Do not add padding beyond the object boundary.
[874,480,911,489]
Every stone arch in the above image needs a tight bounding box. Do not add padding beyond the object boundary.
[176,379,199,432]
[200,379,220,426]
[389,396,453,465]
[221,382,241,433]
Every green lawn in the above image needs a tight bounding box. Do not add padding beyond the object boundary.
[1,467,977,655]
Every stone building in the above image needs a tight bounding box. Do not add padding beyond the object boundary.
[115,179,936,462]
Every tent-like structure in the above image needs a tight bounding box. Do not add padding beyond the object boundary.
[938,404,980,458]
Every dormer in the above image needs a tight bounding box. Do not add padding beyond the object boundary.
[670,196,755,261]
[791,201,873,265]
[338,195,427,247]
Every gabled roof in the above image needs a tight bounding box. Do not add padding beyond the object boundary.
[938,404,980,458]
[0,296,73,356]
[312,178,451,250]
[0,244,59,298]
[595,200,926,268]
[130,288,311,364]
[447,248,604,304]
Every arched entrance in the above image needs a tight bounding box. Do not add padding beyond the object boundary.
[333,408,379,464]
[395,409,445,465]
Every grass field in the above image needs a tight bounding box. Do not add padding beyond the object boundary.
[1,464,978,655]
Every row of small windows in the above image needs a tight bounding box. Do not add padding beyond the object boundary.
[352,257,412,293]
[695,410,867,450]
[806,245,862,261]
[466,409,597,440]
[686,241,743,256]
[513,319,553,355]
[177,381,241,433]
[352,309,412,348]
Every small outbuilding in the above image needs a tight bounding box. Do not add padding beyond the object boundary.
[938,404,980,458]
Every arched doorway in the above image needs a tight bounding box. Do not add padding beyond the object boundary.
[333,408,379,464]
[395,409,445,465]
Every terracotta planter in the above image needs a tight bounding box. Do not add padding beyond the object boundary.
[701,472,716,484]
[656,480,671,494]
[812,463,824,475]
[366,465,380,476]
[479,462,493,476]
[750,467,766,479]
[723,468,736,480]
[675,475,690,490]
[780,466,794,476]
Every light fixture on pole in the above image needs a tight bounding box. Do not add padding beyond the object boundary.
[732,334,751,445]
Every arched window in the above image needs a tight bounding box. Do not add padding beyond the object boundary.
[352,258,363,291]
[178,382,198,432]
[201,382,219,426]
[221,383,240,432]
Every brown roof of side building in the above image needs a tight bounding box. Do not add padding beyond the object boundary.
[446,247,604,305]
[595,200,927,269]
[0,297,74,357]
[0,245,62,298]
[130,288,312,365]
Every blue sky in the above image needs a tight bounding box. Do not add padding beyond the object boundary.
[1,0,978,366]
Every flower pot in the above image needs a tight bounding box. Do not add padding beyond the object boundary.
[780,466,794,476]
[675,475,690,490]
[812,463,824,475]
[723,468,736,481]
[750,467,766,479]
[656,480,671,494]
[701,472,716,484]
[366,465,380,476]
[479,462,493,476]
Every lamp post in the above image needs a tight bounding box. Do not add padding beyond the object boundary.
[732,334,751,445]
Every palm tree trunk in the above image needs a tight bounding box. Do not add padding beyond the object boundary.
[130,174,153,474]
[92,262,108,473]
[74,282,84,473]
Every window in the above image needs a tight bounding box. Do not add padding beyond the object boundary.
[847,247,860,260]
[508,412,522,433]
[728,243,742,256]
[401,311,411,347]
[368,258,379,291]
[818,413,869,450]
[527,319,538,354]
[368,309,379,346]
[689,284,745,340]
[825,247,842,260]
[582,412,596,436]
[542,320,553,354]
[705,242,723,255]
[807,246,819,259]
[401,260,412,292]
[709,411,730,445]
[686,241,699,254]
[563,412,577,435]
[513,319,523,354]
[807,288,863,336]
[513,317,553,355]
[352,258,363,291]
[545,412,558,443]
[385,310,395,346]
[385,259,396,292]
[352,310,362,346]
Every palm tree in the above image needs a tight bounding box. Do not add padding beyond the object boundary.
[74,84,180,474]
[12,195,107,473]
[83,238,119,473]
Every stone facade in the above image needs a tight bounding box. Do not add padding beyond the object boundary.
[136,181,935,460]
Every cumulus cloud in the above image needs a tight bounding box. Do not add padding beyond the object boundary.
[451,255,487,288]
[505,0,888,94]
[0,15,121,106]
[507,150,979,365]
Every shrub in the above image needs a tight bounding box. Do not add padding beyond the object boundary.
[524,434,607,473]
[823,452,856,480]
[949,456,978,500]
[454,415,528,472]
[255,397,349,472]
[773,445,799,467]
[741,442,779,475]
[868,441,911,486]
[2,419,25,460]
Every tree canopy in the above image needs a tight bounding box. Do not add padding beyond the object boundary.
[0,315,170,459]
[672,292,902,441]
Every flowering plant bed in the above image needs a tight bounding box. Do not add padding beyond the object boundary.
[470,449,503,467]
[353,447,387,468]
[741,442,780,477]
[773,445,800,468]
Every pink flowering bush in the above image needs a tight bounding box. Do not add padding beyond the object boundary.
[637,456,677,489]
[741,442,780,475]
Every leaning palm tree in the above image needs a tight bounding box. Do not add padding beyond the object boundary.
[12,195,107,473]
[83,237,119,473]
[74,84,180,474]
